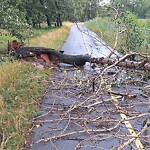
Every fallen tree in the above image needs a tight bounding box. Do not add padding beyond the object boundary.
[11,47,150,71]
[12,47,89,66]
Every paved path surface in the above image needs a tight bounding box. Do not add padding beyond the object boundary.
[62,24,112,57]
[25,24,150,150]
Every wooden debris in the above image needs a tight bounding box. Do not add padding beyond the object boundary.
[11,46,150,71]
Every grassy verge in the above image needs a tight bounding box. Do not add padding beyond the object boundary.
[0,22,72,149]
[85,17,150,54]
[137,19,150,28]
[0,61,50,150]
[0,26,55,53]
[0,35,17,54]
[85,17,116,48]
[28,25,70,49]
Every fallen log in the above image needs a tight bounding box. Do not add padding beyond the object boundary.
[11,47,150,71]
[91,57,150,71]
[12,47,90,66]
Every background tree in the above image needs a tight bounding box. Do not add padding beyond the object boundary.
[0,0,28,41]
[111,0,150,18]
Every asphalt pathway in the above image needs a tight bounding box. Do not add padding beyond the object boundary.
[62,24,113,57]
[25,24,150,150]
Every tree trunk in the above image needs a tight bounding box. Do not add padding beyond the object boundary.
[39,0,51,27]
[12,47,150,71]
[46,15,51,27]
[54,0,62,27]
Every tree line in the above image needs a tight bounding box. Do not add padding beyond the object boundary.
[111,0,150,19]
[0,0,99,31]
[0,0,149,40]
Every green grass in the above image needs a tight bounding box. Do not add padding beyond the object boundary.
[85,17,117,48]
[22,26,56,41]
[28,25,70,49]
[0,23,71,149]
[85,17,150,54]
[137,19,150,28]
[0,26,55,53]
[0,61,51,150]
[0,24,70,53]
[0,35,17,54]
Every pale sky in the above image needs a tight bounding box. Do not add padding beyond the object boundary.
[103,0,110,3]
[99,0,110,5]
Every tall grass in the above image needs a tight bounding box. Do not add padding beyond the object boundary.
[0,23,72,149]
[0,61,51,149]
[0,35,17,54]
[28,25,70,49]
[85,17,150,54]
[0,26,56,53]
[137,19,150,28]
[0,27,52,54]
[85,17,116,48]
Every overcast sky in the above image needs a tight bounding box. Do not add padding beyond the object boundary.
[103,0,110,3]
[99,0,110,5]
